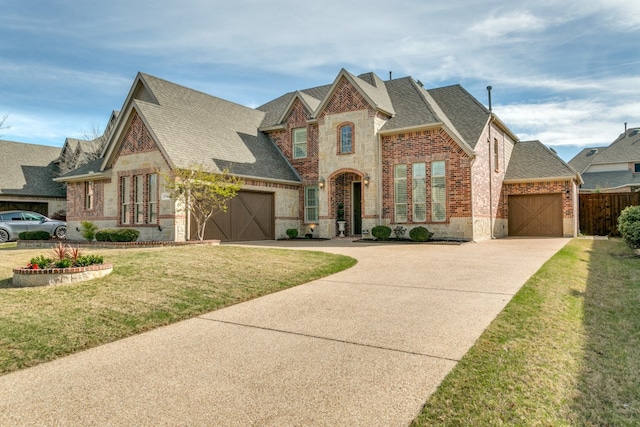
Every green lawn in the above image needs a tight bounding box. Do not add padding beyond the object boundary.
[412,238,640,426]
[0,244,356,375]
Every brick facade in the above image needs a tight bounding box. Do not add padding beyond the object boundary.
[503,181,575,219]
[66,180,109,221]
[381,129,472,224]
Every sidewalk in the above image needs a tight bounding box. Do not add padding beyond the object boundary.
[0,238,569,426]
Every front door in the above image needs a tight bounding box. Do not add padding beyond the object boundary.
[352,182,362,235]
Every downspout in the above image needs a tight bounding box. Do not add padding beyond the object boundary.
[487,86,495,239]
[378,131,383,226]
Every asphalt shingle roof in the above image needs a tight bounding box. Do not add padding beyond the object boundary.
[571,128,640,168]
[0,140,65,197]
[505,140,579,181]
[134,73,300,182]
[427,85,490,150]
[580,170,640,190]
[379,77,440,131]
[568,146,608,173]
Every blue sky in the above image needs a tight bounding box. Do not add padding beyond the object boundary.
[1,0,639,162]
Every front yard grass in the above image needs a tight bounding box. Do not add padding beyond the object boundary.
[0,244,356,375]
[412,238,640,426]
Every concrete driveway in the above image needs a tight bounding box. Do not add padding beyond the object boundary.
[0,237,569,426]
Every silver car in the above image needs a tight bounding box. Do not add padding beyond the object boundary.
[0,210,67,242]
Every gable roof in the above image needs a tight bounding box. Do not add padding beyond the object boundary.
[100,73,300,183]
[427,85,493,150]
[505,140,581,183]
[0,140,66,198]
[257,84,332,129]
[575,128,640,169]
[568,146,608,173]
[257,70,516,154]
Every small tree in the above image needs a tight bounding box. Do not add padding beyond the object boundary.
[163,165,243,241]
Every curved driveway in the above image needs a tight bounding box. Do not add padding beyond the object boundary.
[0,237,569,426]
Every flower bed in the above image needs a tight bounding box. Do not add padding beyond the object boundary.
[12,263,113,287]
[12,242,111,287]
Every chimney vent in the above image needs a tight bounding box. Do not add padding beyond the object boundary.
[486,86,493,112]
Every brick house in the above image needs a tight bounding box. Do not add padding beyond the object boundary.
[57,69,581,241]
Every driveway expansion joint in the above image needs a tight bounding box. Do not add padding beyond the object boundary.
[320,278,515,296]
[198,317,461,363]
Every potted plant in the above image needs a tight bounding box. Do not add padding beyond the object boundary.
[337,202,347,237]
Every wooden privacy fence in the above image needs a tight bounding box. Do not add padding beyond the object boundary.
[579,193,640,236]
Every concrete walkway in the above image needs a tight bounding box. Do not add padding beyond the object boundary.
[0,237,569,426]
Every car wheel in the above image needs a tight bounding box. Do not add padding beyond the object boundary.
[0,229,9,243]
[54,226,67,239]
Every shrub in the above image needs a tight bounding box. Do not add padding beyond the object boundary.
[618,205,640,248]
[95,228,140,242]
[286,228,299,239]
[54,258,73,268]
[95,229,111,242]
[18,231,51,241]
[409,226,433,242]
[80,221,98,241]
[30,255,53,269]
[371,225,392,241]
[75,254,104,267]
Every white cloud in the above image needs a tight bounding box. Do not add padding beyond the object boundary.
[469,10,547,38]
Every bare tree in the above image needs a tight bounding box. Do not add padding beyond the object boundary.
[0,113,10,137]
[80,122,107,162]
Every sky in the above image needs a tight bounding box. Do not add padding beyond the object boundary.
[1,0,639,162]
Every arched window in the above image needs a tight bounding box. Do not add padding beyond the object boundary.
[339,124,353,153]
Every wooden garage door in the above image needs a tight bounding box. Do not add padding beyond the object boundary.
[508,194,563,237]
[191,191,274,242]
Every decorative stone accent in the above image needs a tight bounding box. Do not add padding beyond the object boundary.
[12,264,113,288]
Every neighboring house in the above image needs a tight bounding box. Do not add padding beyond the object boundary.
[56,69,581,242]
[569,127,640,193]
[0,140,67,217]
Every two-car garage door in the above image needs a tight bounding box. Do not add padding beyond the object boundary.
[508,194,563,237]
[190,191,274,242]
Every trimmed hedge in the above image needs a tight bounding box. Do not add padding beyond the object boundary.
[95,228,140,242]
[618,205,640,248]
[18,231,51,241]
[409,226,433,242]
[286,228,299,239]
[371,225,392,241]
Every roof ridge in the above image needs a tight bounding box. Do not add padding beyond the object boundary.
[138,72,261,113]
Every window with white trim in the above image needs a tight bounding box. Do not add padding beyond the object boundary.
[84,181,94,210]
[148,174,158,224]
[394,164,407,222]
[134,175,144,224]
[340,125,353,153]
[304,186,319,223]
[121,177,131,224]
[431,161,446,222]
[293,127,307,159]
[412,163,426,222]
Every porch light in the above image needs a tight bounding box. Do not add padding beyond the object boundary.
[364,173,370,186]
[318,177,325,189]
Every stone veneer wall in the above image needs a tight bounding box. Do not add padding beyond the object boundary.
[12,264,113,287]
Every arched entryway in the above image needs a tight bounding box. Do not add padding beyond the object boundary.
[329,170,365,237]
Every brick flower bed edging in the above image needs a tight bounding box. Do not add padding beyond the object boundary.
[12,263,113,288]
